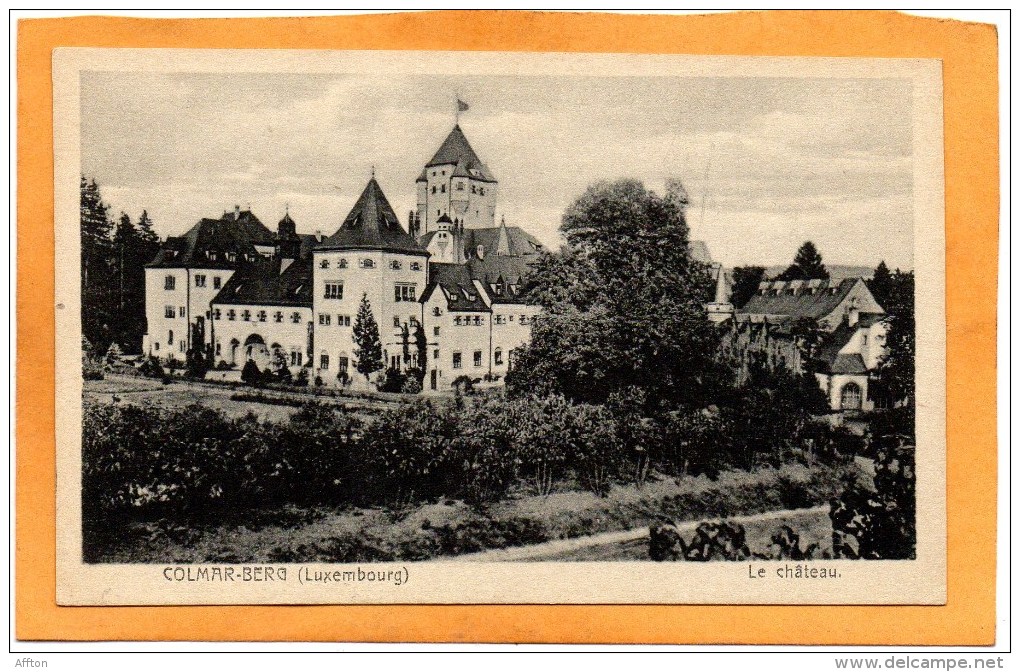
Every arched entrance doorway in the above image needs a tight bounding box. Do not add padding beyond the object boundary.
[840,381,863,411]
[244,333,271,369]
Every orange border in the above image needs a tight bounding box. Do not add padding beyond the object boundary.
[16,10,998,644]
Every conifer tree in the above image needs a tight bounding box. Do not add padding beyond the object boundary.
[777,241,829,281]
[869,260,893,307]
[352,293,384,381]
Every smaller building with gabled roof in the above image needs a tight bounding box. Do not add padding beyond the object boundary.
[724,277,890,412]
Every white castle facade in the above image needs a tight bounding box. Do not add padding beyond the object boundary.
[142,125,542,391]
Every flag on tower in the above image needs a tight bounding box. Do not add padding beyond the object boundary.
[457,98,469,112]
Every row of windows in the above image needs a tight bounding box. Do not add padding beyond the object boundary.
[318,314,353,327]
[431,183,487,196]
[394,284,417,302]
[494,314,532,325]
[320,283,419,303]
[214,309,303,324]
[453,315,485,327]
[451,349,503,368]
[164,275,222,290]
[151,340,186,354]
[164,306,185,319]
[318,258,423,272]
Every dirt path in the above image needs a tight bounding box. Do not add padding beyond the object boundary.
[451,505,830,562]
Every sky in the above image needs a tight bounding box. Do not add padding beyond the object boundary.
[80,71,914,269]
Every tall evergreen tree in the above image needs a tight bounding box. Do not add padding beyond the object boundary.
[729,265,767,308]
[869,260,893,307]
[777,241,829,281]
[352,293,384,381]
[80,176,115,351]
[877,270,915,405]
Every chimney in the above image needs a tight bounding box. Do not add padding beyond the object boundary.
[234,205,240,220]
[315,229,323,242]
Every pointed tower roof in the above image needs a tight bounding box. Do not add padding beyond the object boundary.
[318,178,427,255]
[424,124,497,183]
[495,216,515,256]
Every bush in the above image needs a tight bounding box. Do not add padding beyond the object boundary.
[400,376,422,395]
[241,360,263,386]
[452,375,474,394]
[215,360,233,370]
[138,356,165,380]
[378,369,407,393]
[294,367,309,387]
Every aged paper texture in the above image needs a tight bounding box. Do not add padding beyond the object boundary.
[53,47,945,606]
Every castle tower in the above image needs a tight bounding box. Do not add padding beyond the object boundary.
[706,263,734,324]
[416,124,498,235]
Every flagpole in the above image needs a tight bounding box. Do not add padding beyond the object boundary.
[455,91,459,124]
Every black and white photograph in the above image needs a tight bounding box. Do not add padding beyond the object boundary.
[53,49,946,605]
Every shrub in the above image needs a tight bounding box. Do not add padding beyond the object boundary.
[400,376,422,395]
[241,360,263,386]
[313,374,324,387]
[215,360,233,370]
[452,375,474,394]
[138,356,165,379]
[830,435,915,559]
[294,367,309,387]
[378,369,407,393]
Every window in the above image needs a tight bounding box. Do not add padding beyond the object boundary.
[319,313,331,326]
[411,262,422,271]
[431,186,437,194]
[390,355,400,370]
[479,187,485,195]
[274,311,283,323]
[509,315,514,322]
[167,330,174,345]
[324,282,343,300]
[360,258,375,269]
[337,315,351,327]
[242,310,251,321]
[291,312,301,324]
[390,260,402,270]
[456,182,464,191]
[227,309,236,321]
[213,276,221,289]
[473,351,482,367]
[164,275,175,290]
[154,342,160,351]
[180,341,186,353]
[494,349,503,366]
[861,334,868,346]
[338,258,348,269]
[226,252,236,262]
[195,275,206,287]
[454,316,461,326]
[452,352,462,369]
[432,306,441,317]
[213,309,221,321]
[215,342,221,356]
[395,284,416,302]
[290,349,302,366]
[471,185,476,194]
[320,258,330,269]
[520,314,528,324]
[433,326,440,336]
[441,184,446,193]
[840,382,863,411]
[495,315,505,325]
[393,316,401,328]
[320,353,329,370]
[338,356,349,375]
[254,310,264,322]
[473,316,482,326]
[164,306,175,318]
[433,349,439,359]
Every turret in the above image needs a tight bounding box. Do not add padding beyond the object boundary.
[276,208,301,264]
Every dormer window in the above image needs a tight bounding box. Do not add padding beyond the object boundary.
[411,262,422,272]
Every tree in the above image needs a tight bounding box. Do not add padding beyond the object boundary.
[352,293,384,381]
[270,346,291,382]
[776,241,829,281]
[80,176,115,351]
[414,323,428,384]
[729,265,767,309]
[507,179,719,410]
[868,260,893,307]
[876,270,915,405]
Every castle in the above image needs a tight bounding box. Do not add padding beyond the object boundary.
[143,124,543,391]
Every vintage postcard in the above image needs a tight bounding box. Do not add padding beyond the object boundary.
[52,47,945,606]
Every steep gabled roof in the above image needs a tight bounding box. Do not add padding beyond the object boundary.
[146,209,276,269]
[736,278,860,322]
[211,256,313,308]
[420,263,490,312]
[318,178,427,256]
[423,125,497,183]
